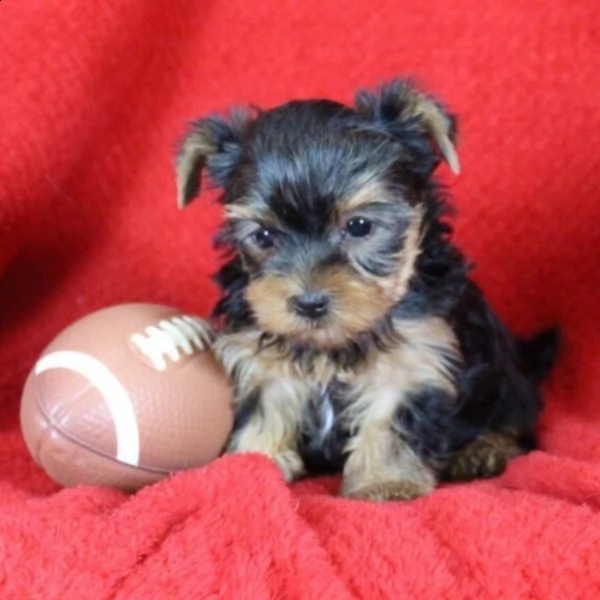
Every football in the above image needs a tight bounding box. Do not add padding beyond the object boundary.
[20,303,234,492]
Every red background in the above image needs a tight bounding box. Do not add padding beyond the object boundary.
[1,1,599,597]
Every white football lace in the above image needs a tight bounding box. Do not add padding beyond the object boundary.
[130,315,214,371]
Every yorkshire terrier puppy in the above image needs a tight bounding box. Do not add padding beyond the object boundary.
[174,78,559,501]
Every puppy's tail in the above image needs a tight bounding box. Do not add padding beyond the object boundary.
[517,327,561,385]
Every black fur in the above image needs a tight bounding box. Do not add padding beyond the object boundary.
[231,388,261,434]
[300,379,348,475]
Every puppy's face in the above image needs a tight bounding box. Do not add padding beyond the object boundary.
[224,131,425,348]
[176,79,459,349]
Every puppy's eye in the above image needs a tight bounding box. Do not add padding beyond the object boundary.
[345,217,372,238]
[253,228,275,249]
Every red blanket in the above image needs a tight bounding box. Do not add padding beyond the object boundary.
[1,1,599,598]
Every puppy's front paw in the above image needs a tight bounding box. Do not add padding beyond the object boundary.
[227,442,305,483]
[340,478,434,502]
[270,449,305,482]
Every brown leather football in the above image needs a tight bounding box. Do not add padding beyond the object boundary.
[20,303,234,492]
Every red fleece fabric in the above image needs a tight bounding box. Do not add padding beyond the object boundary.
[1,1,599,598]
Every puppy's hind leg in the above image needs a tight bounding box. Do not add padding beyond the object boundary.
[443,432,525,482]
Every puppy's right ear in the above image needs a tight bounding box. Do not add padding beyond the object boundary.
[175,109,252,209]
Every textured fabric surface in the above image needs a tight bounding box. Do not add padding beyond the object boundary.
[1,1,599,598]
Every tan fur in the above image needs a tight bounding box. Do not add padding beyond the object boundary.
[246,266,404,349]
[214,330,312,481]
[245,274,304,340]
[374,206,423,303]
[339,316,460,500]
[216,315,461,498]
[445,432,523,481]
[244,207,424,349]
[214,329,346,481]
[175,129,218,208]
[388,315,461,393]
[344,316,460,415]
[310,267,398,344]
[340,390,436,501]
[215,328,324,481]
[226,377,307,482]
[399,90,460,174]
[340,177,391,213]
[225,203,264,222]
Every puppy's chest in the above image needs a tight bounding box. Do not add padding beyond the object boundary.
[301,377,346,442]
[272,350,347,437]
[297,337,460,441]
[299,317,460,394]
[218,317,461,433]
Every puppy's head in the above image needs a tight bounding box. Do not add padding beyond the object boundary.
[176,78,459,349]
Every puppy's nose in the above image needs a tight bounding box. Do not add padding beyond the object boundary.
[292,291,330,319]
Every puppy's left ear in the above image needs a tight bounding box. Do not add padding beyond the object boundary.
[175,108,253,209]
[354,78,460,175]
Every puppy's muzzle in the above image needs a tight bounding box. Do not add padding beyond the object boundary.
[291,291,330,320]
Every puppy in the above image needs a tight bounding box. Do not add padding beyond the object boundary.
[174,78,559,501]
